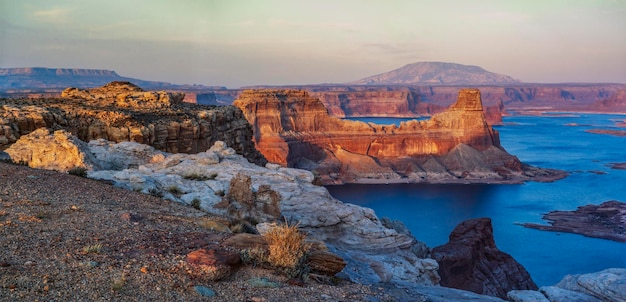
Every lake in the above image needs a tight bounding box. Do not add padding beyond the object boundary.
[329,114,626,286]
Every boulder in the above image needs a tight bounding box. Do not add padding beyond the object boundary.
[306,250,346,276]
[186,248,241,281]
[554,268,626,302]
[5,128,100,171]
[507,290,550,302]
[432,218,537,299]
[539,286,601,302]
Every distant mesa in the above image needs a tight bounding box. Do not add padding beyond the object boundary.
[351,62,521,85]
[0,67,174,90]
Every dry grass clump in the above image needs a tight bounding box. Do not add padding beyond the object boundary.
[263,220,310,269]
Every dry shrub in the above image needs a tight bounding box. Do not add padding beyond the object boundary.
[263,220,310,269]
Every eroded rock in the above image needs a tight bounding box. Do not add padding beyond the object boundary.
[234,88,564,184]
[5,128,100,171]
[432,218,537,299]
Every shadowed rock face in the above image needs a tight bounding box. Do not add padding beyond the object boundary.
[234,88,563,184]
[432,218,538,299]
[0,82,266,165]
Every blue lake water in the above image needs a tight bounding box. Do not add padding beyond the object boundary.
[327,114,626,286]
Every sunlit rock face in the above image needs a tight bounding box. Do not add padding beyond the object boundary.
[0,82,266,165]
[235,88,559,184]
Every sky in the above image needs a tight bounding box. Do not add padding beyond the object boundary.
[0,0,625,88]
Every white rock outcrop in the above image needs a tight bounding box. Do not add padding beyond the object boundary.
[507,268,626,302]
[87,140,439,285]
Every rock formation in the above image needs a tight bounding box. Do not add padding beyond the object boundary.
[432,218,538,299]
[522,200,626,242]
[507,268,626,302]
[234,88,564,184]
[68,139,440,286]
[0,82,266,165]
[5,128,100,171]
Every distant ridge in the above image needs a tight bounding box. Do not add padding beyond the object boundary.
[351,62,520,85]
[0,67,174,90]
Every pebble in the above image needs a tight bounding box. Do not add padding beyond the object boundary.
[247,277,280,288]
[194,285,216,297]
[24,261,35,266]
[0,261,10,267]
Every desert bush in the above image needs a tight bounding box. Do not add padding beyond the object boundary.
[263,220,310,270]
[82,243,103,254]
[240,247,268,267]
[167,185,182,195]
[190,198,201,210]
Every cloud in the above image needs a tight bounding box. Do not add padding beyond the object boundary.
[31,8,73,23]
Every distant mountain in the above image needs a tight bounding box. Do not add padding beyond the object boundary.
[0,67,175,90]
[351,62,520,85]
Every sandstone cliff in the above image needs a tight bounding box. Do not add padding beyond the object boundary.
[0,82,266,165]
[234,88,562,184]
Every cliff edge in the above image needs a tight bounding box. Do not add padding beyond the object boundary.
[0,82,266,165]
[234,88,564,184]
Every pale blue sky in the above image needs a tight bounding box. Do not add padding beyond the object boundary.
[1,0,624,87]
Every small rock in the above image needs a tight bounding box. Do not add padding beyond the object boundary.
[120,212,143,223]
[507,290,549,302]
[249,297,267,302]
[307,250,346,276]
[27,175,39,179]
[287,278,305,286]
[186,248,241,281]
[194,285,216,297]
[247,277,280,288]
[24,261,35,266]
[0,261,10,267]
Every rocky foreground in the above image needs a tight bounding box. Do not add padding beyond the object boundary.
[2,127,626,301]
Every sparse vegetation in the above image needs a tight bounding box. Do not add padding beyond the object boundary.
[68,167,88,177]
[190,198,201,210]
[148,188,163,198]
[111,273,126,292]
[240,247,268,267]
[167,185,182,195]
[182,172,218,181]
[263,220,310,270]
[82,243,103,254]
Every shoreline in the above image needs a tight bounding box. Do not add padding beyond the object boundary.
[323,169,569,186]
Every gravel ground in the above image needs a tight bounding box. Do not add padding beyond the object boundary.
[0,162,398,301]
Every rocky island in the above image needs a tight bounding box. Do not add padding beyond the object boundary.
[522,200,626,242]
[234,88,565,184]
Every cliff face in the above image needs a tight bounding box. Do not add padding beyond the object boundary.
[0,82,266,165]
[304,84,626,121]
[234,89,561,184]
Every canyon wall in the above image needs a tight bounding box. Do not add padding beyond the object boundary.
[234,88,562,184]
[0,82,266,165]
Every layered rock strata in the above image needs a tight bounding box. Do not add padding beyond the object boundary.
[234,88,563,184]
[0,81,266,165]
[432,218,538,299]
